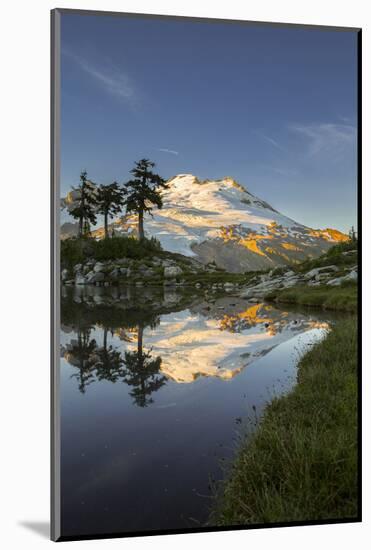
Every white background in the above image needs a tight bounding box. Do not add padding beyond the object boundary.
[0,0,368,548]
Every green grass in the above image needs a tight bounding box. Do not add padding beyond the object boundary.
[212,317,358,525]
[265,282,357,313]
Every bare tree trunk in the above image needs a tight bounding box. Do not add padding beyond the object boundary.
[78,216,83,238]
[138,209,144,242]
[104,212,108,239]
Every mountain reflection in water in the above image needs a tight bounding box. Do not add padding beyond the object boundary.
[61,286,330,397]
[60,286,339,536]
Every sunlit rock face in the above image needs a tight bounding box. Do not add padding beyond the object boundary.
[61,174,348,271]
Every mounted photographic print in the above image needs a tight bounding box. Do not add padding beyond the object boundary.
[51,8,361,542]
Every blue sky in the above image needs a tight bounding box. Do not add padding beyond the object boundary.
[61,13,358,232]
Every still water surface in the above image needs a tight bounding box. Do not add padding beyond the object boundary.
[60,285,337,537]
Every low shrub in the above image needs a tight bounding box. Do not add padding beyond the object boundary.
[61,236,162,268]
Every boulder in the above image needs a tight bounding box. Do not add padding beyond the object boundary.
[93,262,106,273]
[341,250,356,256]
[85,270,95,281]
[61,269,69,281]
[142,269,155,278]
[93,294,106,305]
[75,273,87,285]
[315,273,330,282]
[327,270,357,286]
[304,268,319,280]
[224,282,234,289]
[281,278,299,288]
[73,263,82,273]
[162,260,175,268]
[304,265,338,280]
[348,270,358,281]
[137,263,150,272]
[164,265,183,278]
[326,277,342,287]
[89,272,105,284]
[240,289,265,299]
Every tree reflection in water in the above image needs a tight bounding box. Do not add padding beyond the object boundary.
[122,324,166,407]
[94,327,125,383]
[62,321,165,406]
[65,327,98,393]
[61,287,333,403]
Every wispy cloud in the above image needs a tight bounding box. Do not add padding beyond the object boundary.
[63,49,136,104]
[290,123,356,157]
[337,115,355,124]
[257,132,286,152]
[157,148,179,156]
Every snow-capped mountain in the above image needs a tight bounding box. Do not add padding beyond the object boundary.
[61,174,348,272]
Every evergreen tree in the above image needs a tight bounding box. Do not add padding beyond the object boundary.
[69,170,97,238]
[96,181,125,239]
[349,225,357,243]
[123,159,167,241]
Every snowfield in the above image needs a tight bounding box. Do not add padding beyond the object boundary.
[112,174,303,256]
[61,174,348,271]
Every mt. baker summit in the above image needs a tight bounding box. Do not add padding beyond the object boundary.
[62,174,348,272]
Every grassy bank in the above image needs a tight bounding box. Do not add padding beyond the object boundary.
[265,282,357,313]
[213,317,358,525]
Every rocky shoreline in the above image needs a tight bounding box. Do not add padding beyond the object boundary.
[61,254,242,291]
[62,249,357,302]
[240,260,358,300]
